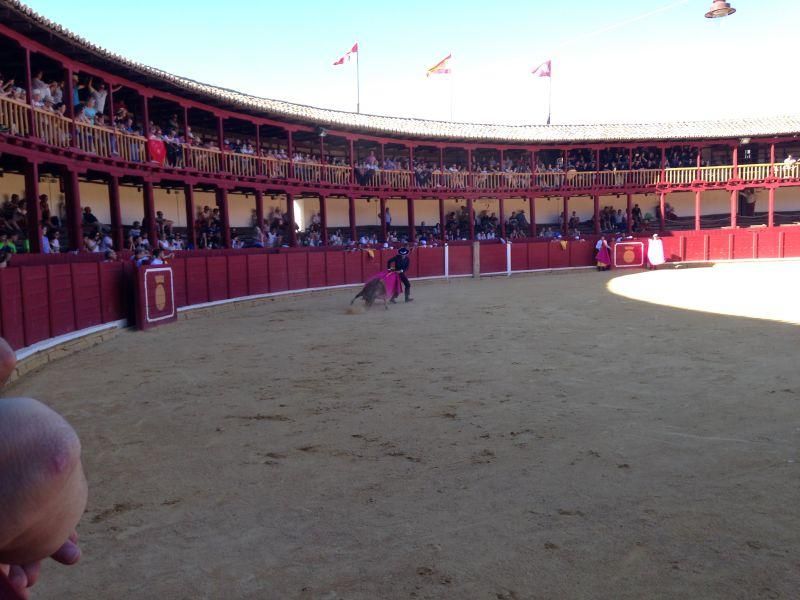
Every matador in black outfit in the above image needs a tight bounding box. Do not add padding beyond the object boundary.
[386,247,413,303]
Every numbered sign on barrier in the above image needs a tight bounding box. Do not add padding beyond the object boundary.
[614,242,644,268]
[136,266,177,330]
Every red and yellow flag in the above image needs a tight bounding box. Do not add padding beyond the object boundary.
[426,54,452,77]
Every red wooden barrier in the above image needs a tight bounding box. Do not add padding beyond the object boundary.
[344,251,362,284]
[227,255,248,298]
[47,264,76,338]
[71,263,102,330]
[268,254,289,292]
[708,232,730,261]
[0,269,25,349]
[528,242,549,270]
[684,235,707,261]
[325,251,345,286]
[185,257,209,305]
[98,262,124,323]
[286,252,309,290]
[783,229,800,258]
[732,232,755,260]
[307,252,327,288]
[569,239,594,267]
[417,247,445,277]
[756,230,780,259]
[480,244,506,274]
[448,245,472,275]
[171,258,187,307]
[247,254,269,295]
[510,243,528,271]
[362,250,382,280]
[21,266,50,347]
[548,241,570,268]
[661,236,683,262]
[207,256,228,301]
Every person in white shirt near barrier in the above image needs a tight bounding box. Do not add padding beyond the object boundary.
[647,233,666,269]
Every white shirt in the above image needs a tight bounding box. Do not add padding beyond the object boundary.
[92,89,108,114]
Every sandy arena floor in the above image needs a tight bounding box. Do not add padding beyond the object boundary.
[7,263,800,600]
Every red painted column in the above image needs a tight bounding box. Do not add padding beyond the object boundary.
[217,117,226,173]
[319,194,328,245]
[141,95,150,138]
[659,191,666,232]
[439,197,446,242]
[499,197,506,239]
[768,187,775,228]
[409,146,415,187]
[288,131,295,179]
[529,195,536,237]
[407,197,416,242]
[468,148,474,189]
[626,193,633,234]
[769,143,776,177]
[255,189,265,231]
[379,196,387,242]
[348,195,357,243]
[24,48,36,136]
[732,145,739,179]
[108,175,123,251]
[285,192,297,247]
[64,68,77,146]
[215,188,231,248]
[184,184,197,249]
[64,168,82,251]
[467,197,475,240]
[694,190,702,231]
[349,138,356,184]
[143,180,158,247]
[730,189,737,228]
[563,196,569,235]
[23,161,41,252]
[593,194,600,234]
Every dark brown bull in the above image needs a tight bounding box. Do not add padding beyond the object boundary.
[350,277,389,309]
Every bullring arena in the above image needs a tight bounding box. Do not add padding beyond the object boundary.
[1,0,800,598]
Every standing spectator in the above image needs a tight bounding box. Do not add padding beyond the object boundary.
[41,225,52,254]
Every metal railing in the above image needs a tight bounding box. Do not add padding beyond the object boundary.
[0,96,30,136]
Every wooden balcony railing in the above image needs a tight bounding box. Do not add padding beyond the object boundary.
[627,169,661,187]
[259,157,290,178]
[698,165,733,183]
[294,162,323,183]
[75,121,119,157]
[664,167,696,185]
[185,145,221,173]
[737,163,771,180]
[380,170,412,188]
[117,131,146,163]
[225,153,259,178]
[504,173,531,189]
[322,164,351,186]
[0,96,30,137]
[778,163,800,179]
[535,172,567,189]
[473,172,506,189]
[33,108,70,147]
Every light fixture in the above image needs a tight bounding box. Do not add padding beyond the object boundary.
[705,0,735,18]
[740,137,751,145]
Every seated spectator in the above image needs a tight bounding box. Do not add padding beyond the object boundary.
[49,230,61,254]
[82,206,101,235]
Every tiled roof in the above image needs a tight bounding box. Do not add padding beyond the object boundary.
[6,0,800,144]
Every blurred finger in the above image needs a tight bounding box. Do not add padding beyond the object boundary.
[7,565,29,599]
[49,539,80,565]
[20,562,40,588]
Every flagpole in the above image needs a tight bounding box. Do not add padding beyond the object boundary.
[547,74,552,126]
[356,49,361,114]
[449,68,454,121]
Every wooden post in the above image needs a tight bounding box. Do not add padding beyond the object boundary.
[184,184,197,249]
[348,195,357,243]
[593,194,600,234]
[407,197,416,242]
[108,175,123,251]
[379,196,387,242]
[499,196,506,239]
[529,195,536,237]
[730,189,737,228]
[563,196,570,235]
[319,194,328,245]
[255,189,265,231]
[768,187,775,228]
[24,160,42,253]
[143,180,157,247]
[64,168,82,251]
[659,192,666,232]
[694,190,702,231]
[439,197,446,242]
[626,193,633,234]
[467,197,475,240]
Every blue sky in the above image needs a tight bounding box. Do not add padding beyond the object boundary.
[23,0,798,124]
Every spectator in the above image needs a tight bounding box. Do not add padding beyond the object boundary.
[82,206,101,235]
[41,225,51,254]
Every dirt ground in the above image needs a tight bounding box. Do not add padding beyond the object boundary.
[7,265,800,600]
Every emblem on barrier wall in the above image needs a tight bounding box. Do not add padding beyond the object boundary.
[614,242,644,268]
[137,267,177,330]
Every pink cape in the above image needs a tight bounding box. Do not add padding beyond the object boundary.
[596,245,612,267]
[366,270,403,297]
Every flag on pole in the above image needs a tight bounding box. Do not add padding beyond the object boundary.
[427,54,452,77]
[333,42,359,66]
[531,59,552,78]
